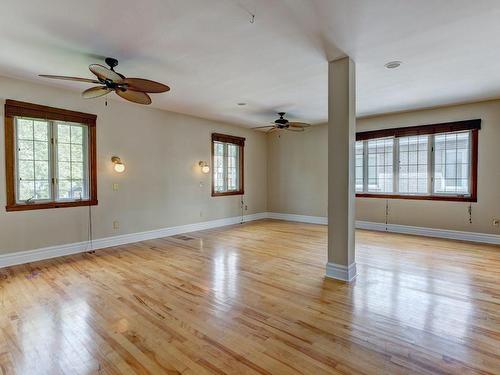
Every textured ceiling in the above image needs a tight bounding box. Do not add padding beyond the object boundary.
[1,0,500,127]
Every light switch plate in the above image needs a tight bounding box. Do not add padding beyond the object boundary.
[113,183,119,191]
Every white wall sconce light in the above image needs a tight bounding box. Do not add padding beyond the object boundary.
[199,161,210,174]
[111,156,125,173]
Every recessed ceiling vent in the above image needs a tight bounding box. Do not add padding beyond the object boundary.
[385,61,402,69]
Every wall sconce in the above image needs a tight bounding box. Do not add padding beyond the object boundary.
[199,161,210,174]
[111,156,125,173]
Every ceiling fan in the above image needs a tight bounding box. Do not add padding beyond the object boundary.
[39,57,170,105]
[253,112,311,132]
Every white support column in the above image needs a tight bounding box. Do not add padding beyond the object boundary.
[326,57,357,282]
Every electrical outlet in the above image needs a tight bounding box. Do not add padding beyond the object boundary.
[199,181,204,188]
[113,220,120,230]
[200,211,203,217]
[245,205,248,211]
[493,218,500,227]
[112,183,119,191]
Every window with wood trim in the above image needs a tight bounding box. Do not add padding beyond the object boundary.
[211,133,245,196]
[5,100,97,211]
[355,119,480,202]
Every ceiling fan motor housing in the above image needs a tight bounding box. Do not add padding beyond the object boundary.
[275,112,289,127]
[105,57,119,70]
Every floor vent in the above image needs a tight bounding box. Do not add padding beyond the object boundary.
[171,234,196,241]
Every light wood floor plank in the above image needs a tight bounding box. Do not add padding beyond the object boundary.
[0,219,499,374]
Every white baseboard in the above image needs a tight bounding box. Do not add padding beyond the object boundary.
[0,212,268,269]
[325,262,357,282]
[356,220,500,245]
[268,212,500,245]
[2,211,498,269]
[267,212,328,225]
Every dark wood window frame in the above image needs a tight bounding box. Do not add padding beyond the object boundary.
[211,133,245,197]
[4,100,98,212]
[355,119,480,202]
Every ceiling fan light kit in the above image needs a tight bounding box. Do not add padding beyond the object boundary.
[252,112,311,133]
[39,57,170,105]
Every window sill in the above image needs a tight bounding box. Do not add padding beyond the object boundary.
[6,199,98,212]
[212,190,244,197]
[356,193,476,202]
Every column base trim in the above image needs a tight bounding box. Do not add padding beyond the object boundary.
[325,262,357,282]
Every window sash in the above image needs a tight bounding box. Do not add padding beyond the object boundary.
[213,141,241,193]
[15,117,53,203]
[211,133,244,196]
[355,129,476,201]
[397,135,430,195]
[54,122,89,201]
[366,137,394,193]
[14,117,90,204]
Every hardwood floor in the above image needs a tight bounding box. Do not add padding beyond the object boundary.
[0,219,499,374]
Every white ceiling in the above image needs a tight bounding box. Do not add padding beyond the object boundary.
[1,0,500,127]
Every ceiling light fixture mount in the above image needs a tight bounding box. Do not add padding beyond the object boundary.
[385,61,402,69]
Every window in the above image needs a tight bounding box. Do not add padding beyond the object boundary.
[434,132,471,195]
[5,100,97,211]
[367,138,393,193]
[355,119,480,202]
[211,133,245,196]
[355,141,364,192]
[398,135,429,194]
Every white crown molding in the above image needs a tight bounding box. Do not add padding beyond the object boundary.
[268,212,500,245]
[326,262,357,282]
[0,212,268,269]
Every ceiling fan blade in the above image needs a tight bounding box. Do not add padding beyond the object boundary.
[89,64,123,83]
[123,78,170,93]
[82,86,112,99]
[267,127,278,133]
[285,127,305,132]
[252,125,275,129]
[115,89,152,105]
[39,74,100,84]
[288,122,311,128]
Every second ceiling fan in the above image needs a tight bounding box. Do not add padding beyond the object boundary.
[253,112,311,132]
[39,57,170,105]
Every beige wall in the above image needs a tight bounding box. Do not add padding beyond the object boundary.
[268,100,500,235]
[0,76,267,255]
[2,75,499,257]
